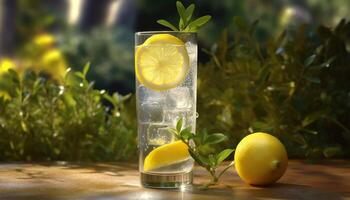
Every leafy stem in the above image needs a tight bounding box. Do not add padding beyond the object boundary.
[168,118,234,189]
[157,1,211,32]
[217,160,235,180]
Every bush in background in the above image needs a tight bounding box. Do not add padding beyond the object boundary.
[0,64,136,161]
[198,18,350,158]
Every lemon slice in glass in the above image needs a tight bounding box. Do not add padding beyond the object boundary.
[135,34,189,91]
[143,141,190,172]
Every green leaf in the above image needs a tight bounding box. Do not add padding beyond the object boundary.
[197,144,216,156]
[63,93,77,107]
[113,92,122,102]
[204,133,228,145]
[308,65,329,70]
[301,128,318,135]
[323,147,342,158]
[168,128,179,135]
[168,128,180,140]
[176,1,187,25]
[32,79,42,94]
[180,126,193,140]
[180,126,192,133]
[198,154,210,166]
[193,135,202,147]
[187,15,211,31]
[157,2,209,32]
[74,72,85,79]
[181,132,193,140]
[304,54,316,67]
[157,19,179,31]
[251,121,274,132]
[197,128,209,144]
[216,149,234,165]
[302,111,327,127]
[184,4,195,22]
[319,56,336,68]
[179,19,185,31]
[83,62,90,77]
[120,93,132,102]
[275,30,287,47]
[303,76,321,84]
[256,64,271,88]
[176,118,183,132]
[21,121,28,133]
[103,93,114,104]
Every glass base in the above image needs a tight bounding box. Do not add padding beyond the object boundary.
[141,171,193,189]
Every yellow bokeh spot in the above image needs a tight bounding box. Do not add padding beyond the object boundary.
[34,33,56,48]
[280,7,295,26]
[40,49,67,80]
[0,58,15,75]
[42,49,64,65]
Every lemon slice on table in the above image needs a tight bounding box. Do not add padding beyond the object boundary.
[135,34,189,91]
[143,141,190,172]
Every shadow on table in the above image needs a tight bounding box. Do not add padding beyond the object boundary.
[14,168,45,180]
[7,162,135,181]
[41,162,138,177]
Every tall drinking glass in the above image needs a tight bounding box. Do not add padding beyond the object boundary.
[135,31,197,188]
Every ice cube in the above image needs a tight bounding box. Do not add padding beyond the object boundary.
[137,85,166,123]
[138,102,164,123]
[137,85,166,103]
[147,123,175,145]
[165,87,192,109]
[163,108,195,130]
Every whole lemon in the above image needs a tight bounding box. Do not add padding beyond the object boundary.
[234,132,288,185]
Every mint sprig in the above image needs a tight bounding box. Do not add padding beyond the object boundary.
[157,1,212,32]
[168,118,234,188]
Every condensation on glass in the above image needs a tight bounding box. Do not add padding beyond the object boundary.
[135,31,197,188]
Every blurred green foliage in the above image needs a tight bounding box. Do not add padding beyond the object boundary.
[306,0,350,25]
[0,65,136,161]
[1,19,349,161]
[197,18,350,158]
[11,0,350,94]
[59,28,134,94]
[15,0,63,49]
[137,0,350,47]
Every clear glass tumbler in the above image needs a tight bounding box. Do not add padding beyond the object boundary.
[135,31,197,188]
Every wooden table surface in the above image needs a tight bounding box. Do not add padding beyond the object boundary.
[0,160,349,200]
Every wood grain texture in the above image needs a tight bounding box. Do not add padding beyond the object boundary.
[0,160,348,200]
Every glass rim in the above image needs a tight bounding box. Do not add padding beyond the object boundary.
[135,31,196,36]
